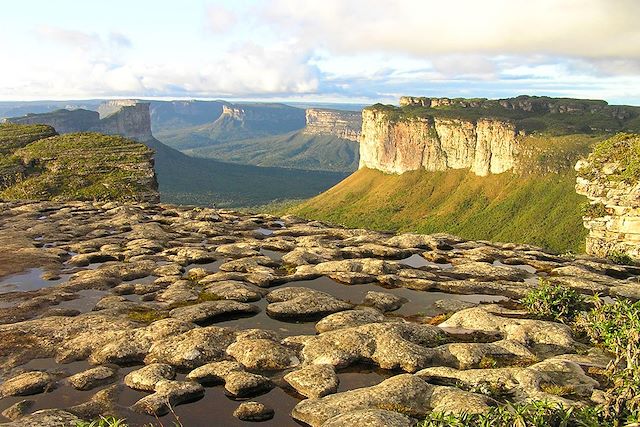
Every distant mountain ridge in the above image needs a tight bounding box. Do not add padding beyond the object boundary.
[2,101,347,206]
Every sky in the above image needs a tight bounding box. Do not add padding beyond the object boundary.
[2,0,640,104]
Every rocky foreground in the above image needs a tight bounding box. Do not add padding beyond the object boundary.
[0,201,639,426]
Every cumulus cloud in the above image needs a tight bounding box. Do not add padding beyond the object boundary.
[260,0,640,59]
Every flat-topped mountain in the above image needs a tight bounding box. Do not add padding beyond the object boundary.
[288,95,640,253]
[4,101,153,142]
[3,102,348,206]
[187,107,361,172]
[0,123,158,203]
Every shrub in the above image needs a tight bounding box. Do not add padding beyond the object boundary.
[581,202,609,218]
[577,297,640,420]
[608,250,635,266]
[76,416,128,427]
[520,279,586,323]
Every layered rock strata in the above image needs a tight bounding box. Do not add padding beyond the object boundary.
[303,109,361,142]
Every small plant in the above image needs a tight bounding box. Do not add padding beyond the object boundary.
[608,250,635,266]
[127,308,169,323]
[520,279,586,323]
[581,201,609,218]
[76,416,128,427]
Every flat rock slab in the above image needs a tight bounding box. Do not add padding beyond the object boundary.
[124,363,175,391]
[227,338,300,371]
[187,361,273,397]
[266,287,353,321]
[67,366,116,391]
[0,371,57,398]
[169,300,259,324]
[132,379,204,416]
[322,409,415,427]
[233,401,274,421]
[0,409,82,427]
[283,364,339,398]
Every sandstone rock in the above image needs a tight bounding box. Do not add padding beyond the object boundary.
[301,322,445,371]
[67,366,116,391]
[266,287,353,320]
[315,309,392,333]
[1,400,34,421]
[321,409,415,427]
[283,364,339,398]
[363,291,406,312]
[169,301,259,324]
[202,280,264,302]
[226,338,299,371]
[145,326,237,369]
[0,409,82,427]
[132,379,204,416]
[0,371,57,398]
[186,361,273,397]
[124,363,175,391]
[233,401,275,422]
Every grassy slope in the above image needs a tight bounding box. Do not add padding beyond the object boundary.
[290,167,588,253]
[186,131,359,172]
[146,138,348,207]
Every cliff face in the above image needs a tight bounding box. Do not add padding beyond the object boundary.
[303,109,362,142]
[359,108,518,176]
[5,100,153,142]
[575,134,640,260]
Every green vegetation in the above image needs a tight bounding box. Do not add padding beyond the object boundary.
[147,138,348,207]
[578,133,640,183]
[186,130,359,172]
[0,123,56,155]
[75,416,129,427]
[520,279,586,323]
[155,102,305,150]
[0,131,156,202]
[422,290,640,427]
[288,167,588,253]
[608,250,636,266]
[581,202,609,218]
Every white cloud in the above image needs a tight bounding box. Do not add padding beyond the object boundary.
[206,4,238,34]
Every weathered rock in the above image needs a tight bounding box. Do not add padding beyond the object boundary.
[124,363,175,391]
[227,338,299,371]
[266,287,353,320]
[132,379,204,416]
[283,364,339,398]
[300,322,445,371]
[0,371,57,398]
[233,401,274,422]
[315,309,392,333]
[363,291,406,312]
[1,400,34,421]
[0,409,82,427]
[145,326,237,369]
[321,409,415,427]
[169,301,259,324]
[186,361,273,397]
[292,373,491,426]
[438,306,576,352]
[202,280,264,302]
[67,366,116,391]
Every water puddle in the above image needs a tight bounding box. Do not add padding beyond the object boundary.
[261,249,285,262]
[57,289,110,312]
[287,276,507,317]
[0,269,69,292]
[256,228,274,236]
[399,254,452,269]
[493,260,537,274]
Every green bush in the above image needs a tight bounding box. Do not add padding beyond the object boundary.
[418,401,609,427]
[609,250,635,266]
[76,416,128,427]
[520,279,586,323]
[581,202,609,218]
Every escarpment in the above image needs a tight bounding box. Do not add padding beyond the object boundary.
[303,109,362,142]
[359,108,518,176]
[576,133,640,261]
[5,100,153,142]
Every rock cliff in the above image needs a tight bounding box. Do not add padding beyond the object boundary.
[575,134,640,261]
[359,107,518,176]
[5,100,153,142]
[303,109,362,142]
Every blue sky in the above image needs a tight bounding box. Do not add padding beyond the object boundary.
[2,0,640,104]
